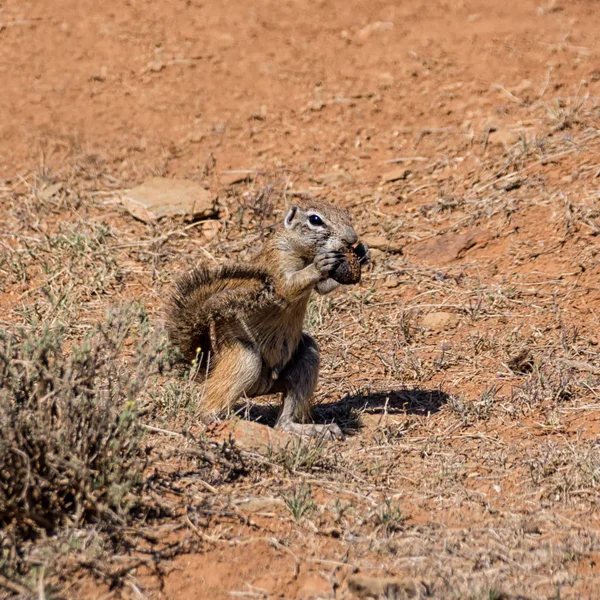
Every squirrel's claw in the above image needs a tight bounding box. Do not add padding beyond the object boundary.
[354,242,371,265]
[314,250,345,277]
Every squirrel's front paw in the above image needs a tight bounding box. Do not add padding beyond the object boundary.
[314,250,345,278]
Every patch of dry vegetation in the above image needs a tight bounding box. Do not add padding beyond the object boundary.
[0,307,166,587]
[0,85,600,598]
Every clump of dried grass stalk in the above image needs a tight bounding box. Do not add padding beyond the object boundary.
[0,305,170,577]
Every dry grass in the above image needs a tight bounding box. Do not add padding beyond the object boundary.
[1,89,600,598]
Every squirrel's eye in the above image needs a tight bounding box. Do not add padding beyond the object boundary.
[309,214,324,226]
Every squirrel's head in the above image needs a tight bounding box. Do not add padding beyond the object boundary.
[283,199,358,260]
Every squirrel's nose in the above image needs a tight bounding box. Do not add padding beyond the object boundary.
[344,228,358,246]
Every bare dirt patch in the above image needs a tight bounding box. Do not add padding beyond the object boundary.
[1,0,600,598]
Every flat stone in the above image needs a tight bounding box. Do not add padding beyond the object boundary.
[382,275,403,288]
[39,182,64,201]
[488,128,520,148]
[306,99,325,111]
[422,311,460,331]
[234,497,286,514]
[207,419,291,455]
[410,228,490,265]
[220,170,256,186]
[312,171,353,186]
[346,574,419,599]
[362,234,403,254]
[381,167,410,183]
[488,126,536,150]
[357,21,394,41]
[120,177,217,223]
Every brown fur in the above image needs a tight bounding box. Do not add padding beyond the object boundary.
[164,198,367,438]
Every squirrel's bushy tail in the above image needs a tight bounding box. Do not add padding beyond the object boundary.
[164,263,275,365]
[164,266,215,364]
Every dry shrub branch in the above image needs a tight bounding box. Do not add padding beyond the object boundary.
[0,305,170,575]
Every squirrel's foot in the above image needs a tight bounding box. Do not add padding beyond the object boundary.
[276,421,344,441]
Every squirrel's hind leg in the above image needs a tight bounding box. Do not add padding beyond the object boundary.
[199,342,262,419]
[273,334,343,441]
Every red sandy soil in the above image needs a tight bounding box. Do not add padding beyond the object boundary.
[1,0,600,598]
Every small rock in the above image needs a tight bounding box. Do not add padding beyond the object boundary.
[319,526,342,538]
[313,171,353,186]
[496,177,522,192]
[38,182,63,201]
[488,127,536,149]
[146,60,165,73]
[235,497,286,514]
[377,72,395,88]
[523,520,543,535]
[383,276,402,288]
[207,420,291,455]
[307,99,325,111]
[422,312,460,331]
[187,132,205,144]
[507,349,534,374]
[381,167,411,183]
[538,0,563,14]
[410,229,490,265]
[220,170,256,186]
[362,234,403,254]
[120,177,217,224]
[487,128,520,148]
[249,105,267,121]
[357,21,393,41]
[201,220,220,241]
[346,574,419,599]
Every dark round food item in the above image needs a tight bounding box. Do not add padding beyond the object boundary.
[331,247,362,285]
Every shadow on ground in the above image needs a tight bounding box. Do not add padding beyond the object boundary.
[235,388,449,432]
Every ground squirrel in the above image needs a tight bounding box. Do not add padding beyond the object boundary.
[165,198,369,439]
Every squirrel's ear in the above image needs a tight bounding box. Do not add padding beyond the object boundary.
[284,206,298,229]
